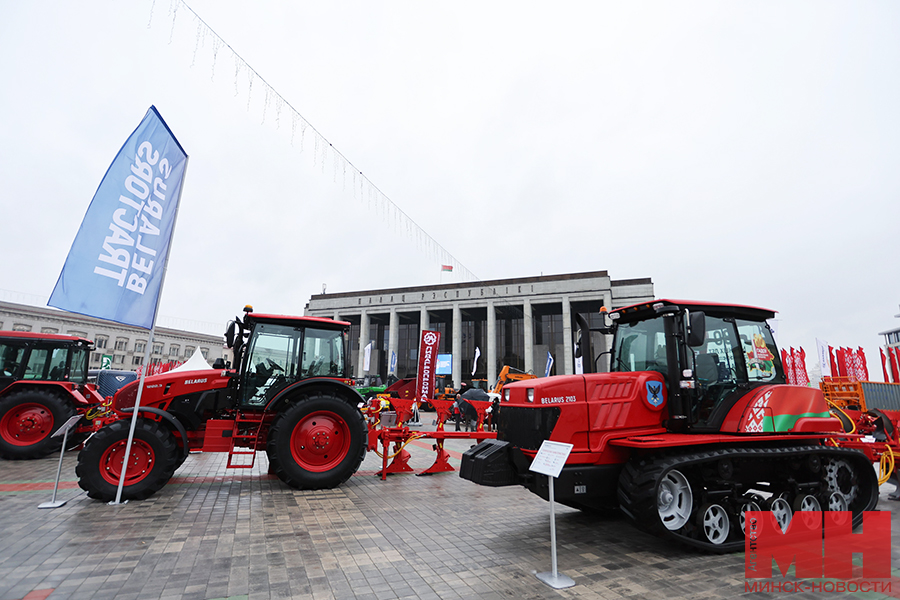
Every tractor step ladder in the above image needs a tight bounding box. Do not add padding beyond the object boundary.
[227,413,265,468]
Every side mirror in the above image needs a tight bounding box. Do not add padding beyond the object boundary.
[225,320,236,348]
[688,311,706,347]
[574,313,592,373]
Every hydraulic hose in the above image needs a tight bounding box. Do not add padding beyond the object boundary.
[878,444,895,486]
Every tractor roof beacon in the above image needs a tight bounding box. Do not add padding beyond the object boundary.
[75,306,367,501]
[460,299,879,552]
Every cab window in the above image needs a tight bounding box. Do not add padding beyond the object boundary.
[69,348,88,384]
[46,347,70,381]
[693,316,742,385]
[24,348,51,380]
[0,344,25,377]
[736,319,784,383]
[301,328,345,378]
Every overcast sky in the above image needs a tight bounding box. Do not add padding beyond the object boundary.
[1,1,898,375]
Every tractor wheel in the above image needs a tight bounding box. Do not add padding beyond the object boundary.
[0,389,75,459]
[76,419,178,501]
[267,393,367,490]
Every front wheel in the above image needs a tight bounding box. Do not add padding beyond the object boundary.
[267,394,367,490]
[76,419,178,501]
[0,389,75,459]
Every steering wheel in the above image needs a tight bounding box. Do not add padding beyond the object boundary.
[265,358,284,372]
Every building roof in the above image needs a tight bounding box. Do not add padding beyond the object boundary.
[308,270,651,301]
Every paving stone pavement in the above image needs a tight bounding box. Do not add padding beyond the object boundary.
[1,413,899,600]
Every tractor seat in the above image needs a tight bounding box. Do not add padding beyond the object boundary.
[695,353,719,384]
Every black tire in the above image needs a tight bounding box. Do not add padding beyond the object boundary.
[76,418,178,501]
[267,393,367,490]
[0,389,76,459]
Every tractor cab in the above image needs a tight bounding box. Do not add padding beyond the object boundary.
[605,300,784,432]
[225,307,352,408]
[0,331,92,394]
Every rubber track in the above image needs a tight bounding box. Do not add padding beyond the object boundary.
[617,445,879,553]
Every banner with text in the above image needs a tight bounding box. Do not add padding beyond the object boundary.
[49,106,188,329]
[416,330,441,402]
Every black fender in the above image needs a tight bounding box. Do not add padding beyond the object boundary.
[264,378,362,413]
[868,408,896,442]
[120,406,190,460]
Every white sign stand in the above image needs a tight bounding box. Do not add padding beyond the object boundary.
[529,440,576,589]
[38,414,83,509]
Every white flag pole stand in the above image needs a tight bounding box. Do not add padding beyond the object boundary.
[110,156,189,506]
[38,414,84,509]
[529,440,576,590]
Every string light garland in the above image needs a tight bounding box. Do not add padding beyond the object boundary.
[149,0,477,281]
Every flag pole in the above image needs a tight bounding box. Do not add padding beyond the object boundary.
[112,156,190,505]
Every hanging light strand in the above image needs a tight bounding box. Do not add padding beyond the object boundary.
[156,0,477,281]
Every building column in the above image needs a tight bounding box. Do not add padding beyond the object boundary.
[562,296,573,376]
[388,308,399,377]
[523,299,534,374]
[420,306,430,333]
[487,301,497,386]
[452,303,462,388]
[358,310,370,378]
[333,310,340,321]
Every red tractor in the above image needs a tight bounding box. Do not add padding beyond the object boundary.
[76,306,368,501]
[0,331,110,459]
[461,300,879,551]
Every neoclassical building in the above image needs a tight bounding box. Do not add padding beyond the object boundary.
[304,270,653,387]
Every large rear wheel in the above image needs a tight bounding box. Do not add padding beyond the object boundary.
[267,393,366,490]
[0,389,75,459]
[76,419,178,501]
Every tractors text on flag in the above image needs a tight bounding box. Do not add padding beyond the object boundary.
[49,106,188,330]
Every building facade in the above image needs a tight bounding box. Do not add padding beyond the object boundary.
[304,271,653,387]
[0,301,225,369]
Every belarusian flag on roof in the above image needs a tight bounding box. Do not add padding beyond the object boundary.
[441,265,453,272]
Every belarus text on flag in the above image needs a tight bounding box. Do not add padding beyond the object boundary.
[49,106,188,330]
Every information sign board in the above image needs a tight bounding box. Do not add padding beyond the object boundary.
[529,440,573,479]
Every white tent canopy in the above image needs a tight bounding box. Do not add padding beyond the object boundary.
[169,347,214,373]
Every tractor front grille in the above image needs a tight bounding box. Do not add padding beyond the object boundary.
[497,406,560,451]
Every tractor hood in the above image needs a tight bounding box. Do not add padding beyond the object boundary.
[112,368,232,415]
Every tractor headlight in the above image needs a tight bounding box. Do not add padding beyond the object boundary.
[503,388,510,402]
[527,388,534,403]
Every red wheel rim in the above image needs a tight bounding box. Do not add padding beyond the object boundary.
[289,411,351,472]
[99,439,155,486]
[0,402,54,446]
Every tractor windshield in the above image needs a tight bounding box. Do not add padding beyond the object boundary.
[611,317,667,375]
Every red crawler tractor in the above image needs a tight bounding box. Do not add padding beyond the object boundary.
[461,300,879,551]
[76,306,367,501]
[0,332,109,459]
